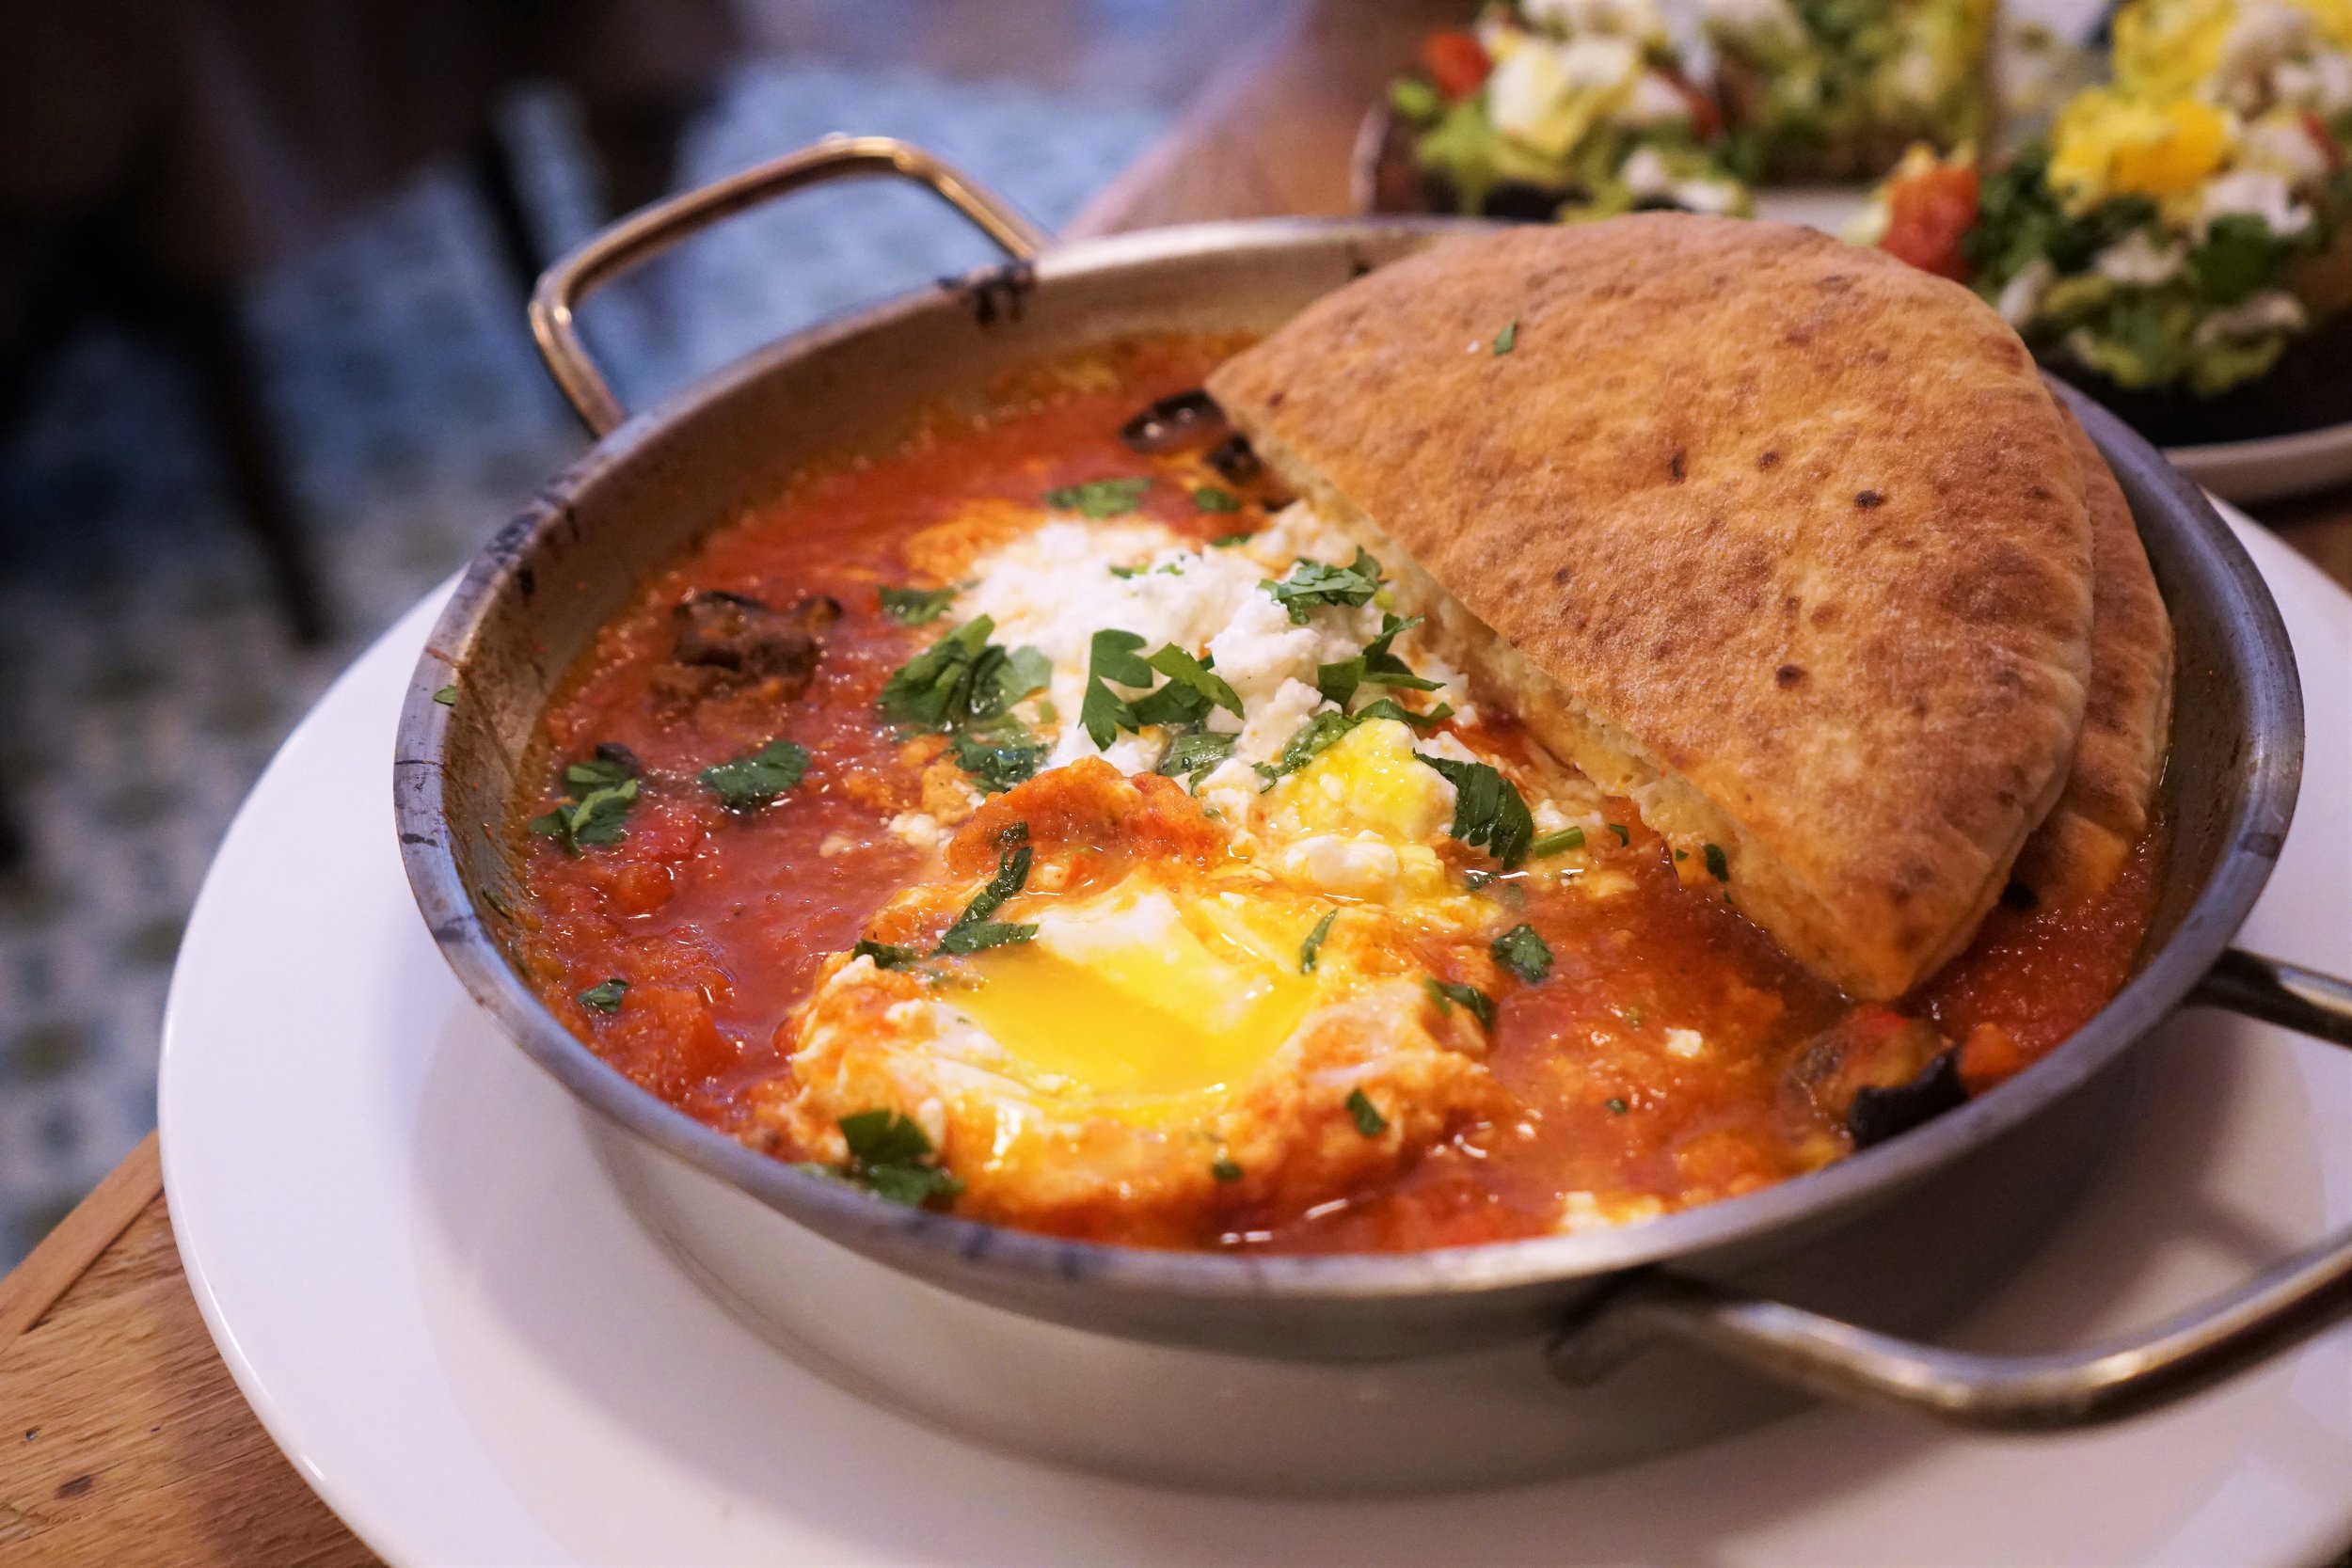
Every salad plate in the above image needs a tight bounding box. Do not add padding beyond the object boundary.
[161,509,2352,1565]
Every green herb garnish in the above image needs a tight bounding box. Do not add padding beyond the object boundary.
[1359,612,1442,691]
[1353,697,1453,731]
[1208,531,1253,547]
[1157,727,1238,788]
[527,753,641,854]
[1045,477,1152,518]
[432,685,457,706]
[1608,823,1630,846]
[1080,628,1153,748]
[1346,1088,1390,1137]
[837,1109,962,1207]
[1491,924,1552,983]
[1606,1096,1629,1115]
[937,824,1037,955]
[1263,709,1363,781]
[1704,842,1730,881]
[1212,1155,1245,1182]
[1528,826,1584,858]
[879,584,957,625]
[700,738,811,810]
[579,978,628,1013]
[1416,753,1534,868]
[1493,320,1518,356]
[1300,910,1338,974]
[852,940,924,971]
[949,721,1046,794]
[877,615,1050,732]
[1145,644,1243,719]
[1194,486,1240,514]
[1263,548,1383,625]
[1423,977,1496,1028]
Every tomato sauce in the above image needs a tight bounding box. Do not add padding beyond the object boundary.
[512,336,2165,1251]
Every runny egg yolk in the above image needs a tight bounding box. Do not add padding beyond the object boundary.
[2048,91,2233,213]
[948,882,1319,1117]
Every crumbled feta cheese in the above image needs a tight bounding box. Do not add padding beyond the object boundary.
[2092,230,2185,286]
[2201,169,2312,237]
[884,812,941,851]
[1664,1027,1707,1059]
[2194,288,2309,343]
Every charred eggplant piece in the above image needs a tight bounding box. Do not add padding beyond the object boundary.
[1206,433,1262,484]
[1846,1051,1966,1149]
[671,591,841,694]
[1119,388,1227,453]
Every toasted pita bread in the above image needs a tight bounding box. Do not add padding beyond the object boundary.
[1207,216,2096,1000]
[2009,410,2173,909]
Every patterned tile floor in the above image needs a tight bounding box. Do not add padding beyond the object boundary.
[0,61,1165,1266]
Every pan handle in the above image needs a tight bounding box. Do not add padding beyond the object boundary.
[1550,947,2352,1429]
[529,135,1050,436]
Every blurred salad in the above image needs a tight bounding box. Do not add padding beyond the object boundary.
[1390,0,1753,218]
[1857,0,2352,398]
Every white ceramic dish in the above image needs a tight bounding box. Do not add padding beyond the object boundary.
[161,510,2352,1567]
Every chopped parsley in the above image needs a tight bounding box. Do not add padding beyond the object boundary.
[1423,977,1496,1027]
[879,583,957,625]
[1263,548,1383,625]
[1606,1096,1629,1115]
[937,824,1037,955]
[1359,612,1442,691]
[1353,697,1452,731]
[877,615,1050,731]
[527,753,640,854]
[1080,627,1154,748]
[700,738,811,809]
[1346,1088,1390,1136]
[1194,486,1240,513]
[432,685,457,706]
[1157,727,1237,787]
[1528,826,1584,858]
[1299,910,1338,974]
[1145,644,1243,719]
[1491,923,1552,983]
[1316,657,1364,707]
[1263,709,1363,781]
[1211,1155,1245,1182]
[1416,753,1535,868]
[948,721,1046,793]
[852,939,924,971]
[837,1109,962,1207]
[1704,842,1730,881]
[1208,531,1254,547]
[1044,477,1152,518]
[578,978,628,1013]
[1608,823,1630,846]
[1493,320,1518,356]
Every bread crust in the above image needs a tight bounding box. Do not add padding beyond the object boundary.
[2010,410,2174,908]
[1208,215,2097,999]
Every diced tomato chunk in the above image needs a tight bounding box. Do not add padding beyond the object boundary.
[1667,71,1721,140]
[1419,30,1491,101]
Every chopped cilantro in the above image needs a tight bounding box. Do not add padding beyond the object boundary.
[1528,826,1584,858]
[699,738,811,809]
[1264,709,1363,780]
[527,753,641,855]
[1608,823,1630,846]
[1080,628,1152,748]
[837,1109,962,1207]
[1263,548,1383,625]
[1353,697,1453,731]
[1157,727,1237,787]
[432,685,457,706]
[1212,1155,1245,1182]
[1316,657,1364,707]
[1625,1005,1644,1028]
[477,885,512,919]
[1606,1096,1629,1115]
[579,978,628,1013]
[879,615,1030,730]
[1045,477,1152,518]
[1704,842,1730,881]
[1675,849,1688,862]
[949,721,1046,793]
[1300,910,1338,974]
[1493,320,1518,355]
[1491,923,1552,983]
[1208,531,1254,547]
[1423,977,1496,1027]
[852,939,924,971]
[879,584,956,625]
[1146,644,1243,718]
[1346,1088,1390,1136]
[1360,612,1442,690]
[1195,485,1241,514]
[937,825,1037,955]
[1416,753,1535,868]
[1108,564,1146,579]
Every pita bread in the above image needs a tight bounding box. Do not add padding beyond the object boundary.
[1207,215,2096,1000]
[2009,410,2173,908]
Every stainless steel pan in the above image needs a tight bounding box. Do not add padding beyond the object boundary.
[395,137,2352,1451]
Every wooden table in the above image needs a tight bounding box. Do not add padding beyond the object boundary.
[6,4,2351,1560]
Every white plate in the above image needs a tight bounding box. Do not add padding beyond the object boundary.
[161,512,2352,1567]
